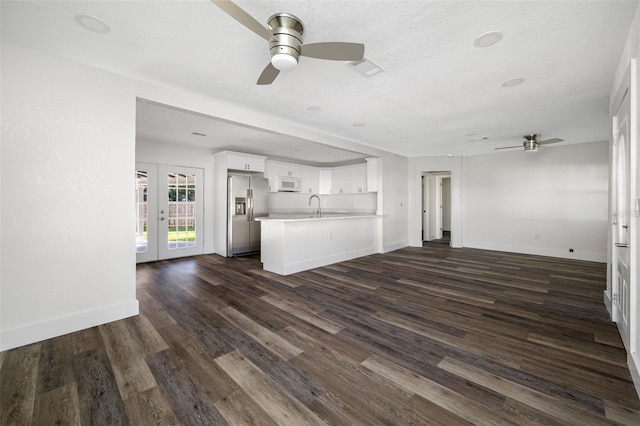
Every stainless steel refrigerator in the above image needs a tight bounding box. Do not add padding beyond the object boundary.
[227,173,268,256]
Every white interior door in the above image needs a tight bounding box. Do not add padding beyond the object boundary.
[136,163,158,263]
[158,165,204,260]
[612,85,631,351]
[441,177,452,232]
[422,175,430,242]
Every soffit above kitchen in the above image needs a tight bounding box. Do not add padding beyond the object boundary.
[136,100,370,167]
[2,0,638,160]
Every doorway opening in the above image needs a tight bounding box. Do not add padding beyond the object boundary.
[422,172,452,245]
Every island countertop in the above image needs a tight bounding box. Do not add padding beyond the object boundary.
[256,212,378,222]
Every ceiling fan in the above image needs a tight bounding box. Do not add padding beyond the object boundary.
[495,134,564,152]
[210,0,365,85]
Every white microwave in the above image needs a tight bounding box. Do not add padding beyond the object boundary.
[278,175,301,192]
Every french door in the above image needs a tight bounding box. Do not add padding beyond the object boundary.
[136,163,204,263]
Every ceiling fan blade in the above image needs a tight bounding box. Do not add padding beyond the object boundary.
[494,145,522,150]
[300,42,365,61]
[257,62,280,85]
[210,0,275,42]
[539,138,564,145]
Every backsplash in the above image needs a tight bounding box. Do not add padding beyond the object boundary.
[268,192,377,214]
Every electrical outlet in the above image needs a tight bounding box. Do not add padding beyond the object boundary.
[569,248,574,253]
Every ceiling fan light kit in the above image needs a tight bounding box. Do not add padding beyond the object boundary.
[495,134,564,152]
[210,0,365,85]
[268,13,303,71]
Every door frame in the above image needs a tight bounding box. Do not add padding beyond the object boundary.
[422,171,451,242]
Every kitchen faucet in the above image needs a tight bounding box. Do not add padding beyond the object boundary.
[308,194,321,217]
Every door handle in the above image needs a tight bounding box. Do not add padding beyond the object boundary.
[615,242,630,248]
[160,217,165,221]
[246,189,251,222]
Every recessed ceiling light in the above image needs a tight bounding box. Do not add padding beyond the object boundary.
[352,123,366,128]
[192,132,206,137]
[74,14,110,34]
[502,78,525,87]
[447,154,454,158]
[307,106,322,112]
[474,31,503,48]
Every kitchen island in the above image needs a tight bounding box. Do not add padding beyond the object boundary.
[256,213,381,275]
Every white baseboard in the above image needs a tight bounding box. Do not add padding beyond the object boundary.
[604,291,613,318]
[382,240,409,253]
[629,353,640,400]
[463,241,606,262]
[278,246,379,275]
[0,300,139,352]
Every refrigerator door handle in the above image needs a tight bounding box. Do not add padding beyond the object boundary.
[249,188,254,221]
[246,189,252,222]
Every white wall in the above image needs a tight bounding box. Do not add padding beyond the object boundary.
[135,139,215,254]
[380,154,411,252]
[1,42,138,351]
[463,142,609,261]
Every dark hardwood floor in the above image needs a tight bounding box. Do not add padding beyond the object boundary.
[2,244,640,425]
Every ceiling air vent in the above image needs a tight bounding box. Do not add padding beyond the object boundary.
[346,57,384,77]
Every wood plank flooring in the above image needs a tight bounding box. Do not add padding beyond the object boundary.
[2,244,640,425]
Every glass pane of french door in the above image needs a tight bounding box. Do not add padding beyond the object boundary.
[158,165,204,260]
[136,163,158,263]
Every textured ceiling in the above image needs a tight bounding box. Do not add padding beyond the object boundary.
[2,0,638,163]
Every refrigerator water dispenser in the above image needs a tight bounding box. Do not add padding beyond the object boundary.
[235,197,246,215]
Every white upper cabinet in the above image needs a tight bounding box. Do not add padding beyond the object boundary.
[265,159,373,195]
[331,163,367,194]
[331,165,352,194]
[299,165,319,194]
[265,160,318,193]
[226,152,266,172]
[352,163,367,193]
[366,157,378,192]
[319,168,332,194]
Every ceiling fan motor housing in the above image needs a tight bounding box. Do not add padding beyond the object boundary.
[523,134,540,151]
[267,13,304,70]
